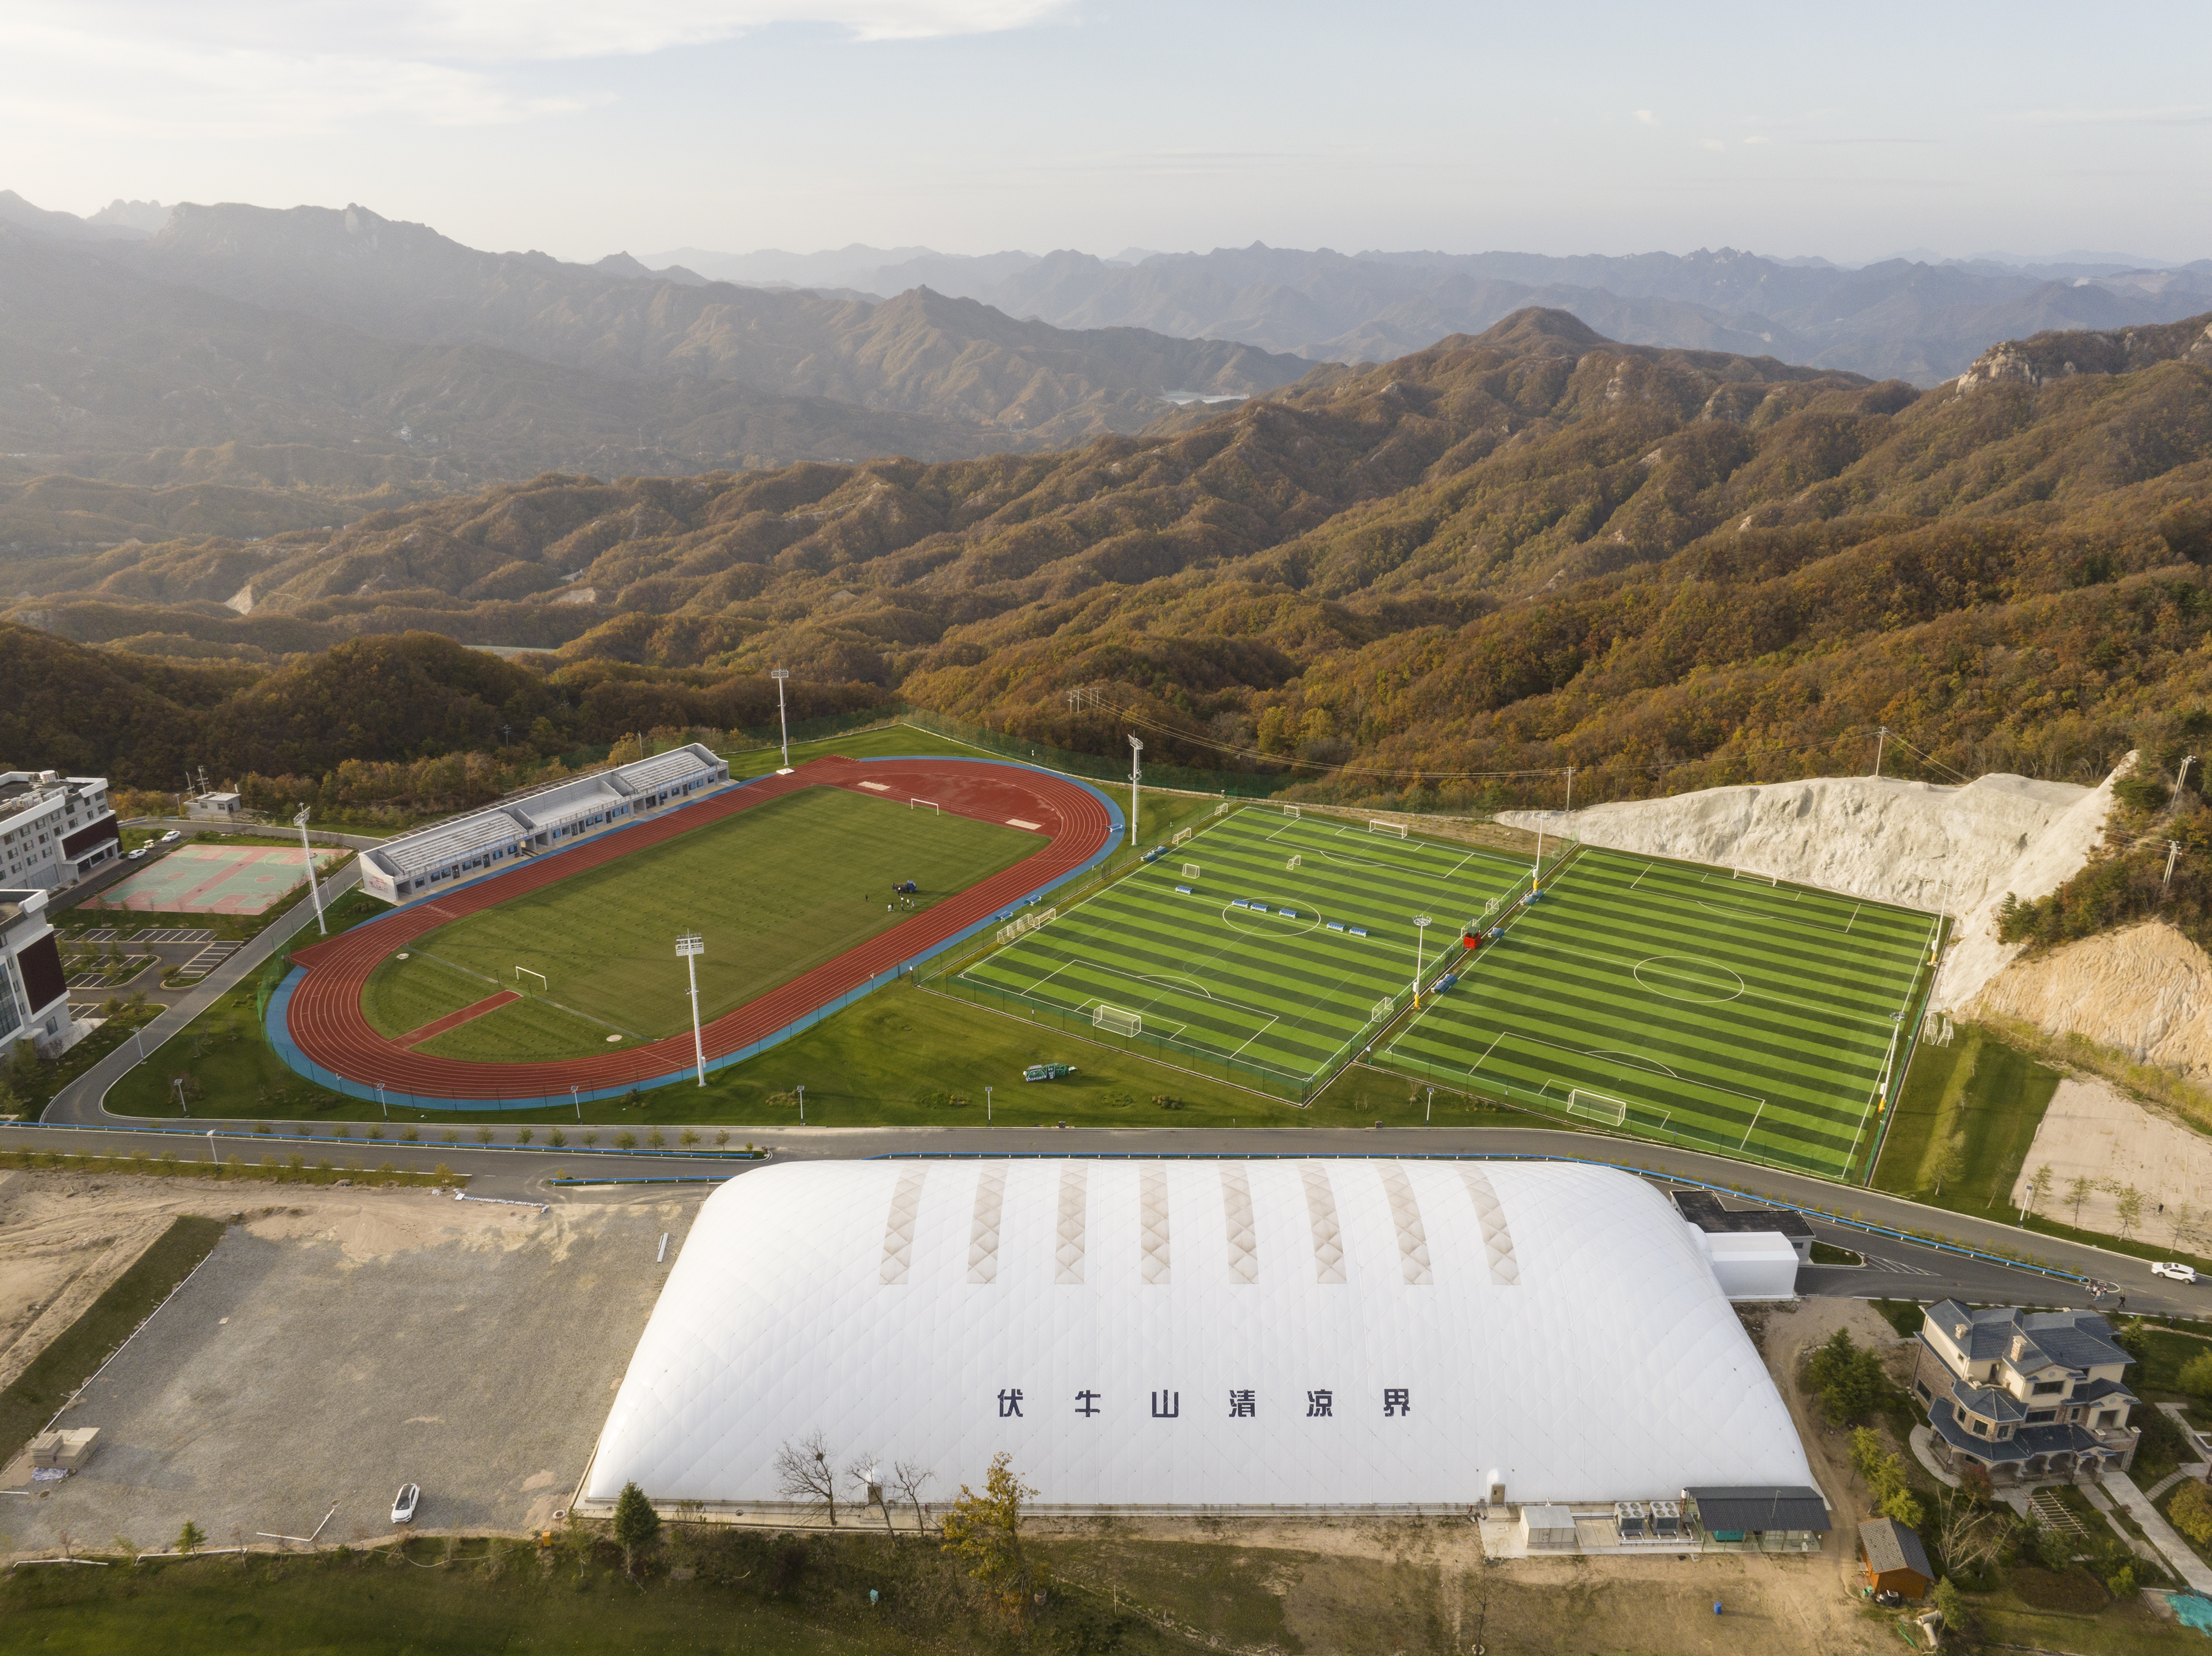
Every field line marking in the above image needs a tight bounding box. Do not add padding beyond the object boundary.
[1627,860,1650,892]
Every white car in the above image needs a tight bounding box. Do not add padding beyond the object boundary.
[127,847,148,860]
[160,829,181,843]
[2153,1262,2198,1284]
[391,1483,421,1524]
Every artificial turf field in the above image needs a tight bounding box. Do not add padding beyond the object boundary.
[359,787,1039,1061]
[1381,846,1939,1177]
[951,808,1533,1093]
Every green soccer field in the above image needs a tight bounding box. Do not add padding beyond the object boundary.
[1380,847,1940,1177]
[361,787,1040,1061]
[948,808,1533,1095]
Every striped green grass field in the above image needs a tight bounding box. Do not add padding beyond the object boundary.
[361,787,1039,1061]
[1380,847,1940,1177]
[952,807,1532,1092]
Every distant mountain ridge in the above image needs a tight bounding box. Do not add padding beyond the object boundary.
[659,239,2212,385]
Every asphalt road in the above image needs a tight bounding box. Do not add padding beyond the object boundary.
[6,1115,2194,1319]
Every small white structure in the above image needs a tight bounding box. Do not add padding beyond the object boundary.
[580,1158,1816,1514]
[357,743,729,904]
[1691,1229,1803,1301]
[1519,1504,1578,1551]
[185,790,243,821]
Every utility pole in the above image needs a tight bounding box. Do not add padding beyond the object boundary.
[1563,765,1575,818]
[2167,840,2184,893]
[2178,754,2199,797]
[294,806,326,935]
[1871,727,1888,779]
[676,935,707,1086]
[1128,735,1144,848]
[770,668,793,772]
[1412,915,1432,1009]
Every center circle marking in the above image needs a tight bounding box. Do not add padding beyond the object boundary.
[1632,955,1745,1004]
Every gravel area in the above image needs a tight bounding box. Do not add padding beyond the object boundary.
[0,1189,701,1556]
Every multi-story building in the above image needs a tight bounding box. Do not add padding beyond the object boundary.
[0,771,121,891]
[356,745,730,905]
[1,886,70,1059]
[1912,1300,2140,1483]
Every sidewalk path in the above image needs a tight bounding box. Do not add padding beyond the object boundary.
[2103,1468,2212,1594]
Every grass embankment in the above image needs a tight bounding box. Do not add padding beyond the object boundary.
[1875,1023,2059,1214]
[4,1004,160,1118]
[0,1214,223,1465]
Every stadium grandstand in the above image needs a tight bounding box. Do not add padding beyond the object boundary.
[357,743,730,905]
[580,1159,1823,1523]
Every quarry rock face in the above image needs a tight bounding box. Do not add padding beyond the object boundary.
[1500,761,2126,1013]
[1970,922,2212,1082]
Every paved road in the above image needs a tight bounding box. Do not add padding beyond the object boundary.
[120,815,389,851]
[41,860,361,1127]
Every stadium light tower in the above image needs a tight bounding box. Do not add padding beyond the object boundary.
[1412,914,1432,1007]
[676,934,707,1086]
[294,805,326,935]
[770,668,794,773]
[1127,735,1144,848]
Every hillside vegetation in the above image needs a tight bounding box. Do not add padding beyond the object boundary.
[5,309,2208,837]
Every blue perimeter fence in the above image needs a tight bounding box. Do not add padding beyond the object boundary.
[258,756,1125,1112]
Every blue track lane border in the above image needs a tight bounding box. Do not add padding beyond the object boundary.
[262,756,1125,1112]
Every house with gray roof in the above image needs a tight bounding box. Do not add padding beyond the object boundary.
[1911,1300,2139,1484]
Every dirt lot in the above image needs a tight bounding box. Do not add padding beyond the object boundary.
[2010,1075,2212,1240]
[0,1172,702,1559]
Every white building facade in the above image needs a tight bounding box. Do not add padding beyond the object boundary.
[582,1158,1817,1515]
[356,744,731,905]
[0,771,119,891]
[1,886,71,1058]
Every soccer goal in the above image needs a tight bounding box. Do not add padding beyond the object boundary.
[1368,819,1408,839]
[911,798,941,814]
[514,965,547,992]
[1370,995,1395,1024]
[1171,826,1194,848]
[1094,1004,1142,1037]
[1731,868,1776,885]
[1285,854,1302,872]
[1182,862,1201,880]
[1282,803,1301,819]
[1034,907,1056,928]
[1565,1088,1629,1127]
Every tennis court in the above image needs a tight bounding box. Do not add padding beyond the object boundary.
[1380,847,1940,1177]
[97,844,322,915]
[946,807,1532,1098]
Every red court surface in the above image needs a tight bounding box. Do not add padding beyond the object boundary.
[98,844,324,914]
[283,755,1114,1101]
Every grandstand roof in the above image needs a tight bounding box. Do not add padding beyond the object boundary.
[583,1158,1814,1511]
[375,809,523,877]
[617,748,713,793]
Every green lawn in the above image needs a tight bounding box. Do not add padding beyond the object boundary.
[1872,1022,2060,1213]
[1381,847,1939,1179]
[362,786,1039,1057]
[952,807,1531,1099]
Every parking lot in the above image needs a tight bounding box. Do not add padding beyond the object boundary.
[0,1186,701,1555]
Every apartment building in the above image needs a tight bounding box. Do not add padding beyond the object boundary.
[0,771,120,891]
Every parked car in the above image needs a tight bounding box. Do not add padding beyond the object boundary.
[159,829,181,843]
[2153,1262,2198,1284]
[392,1483,421,1524]
[1022,1063,1075,1082]
[127,847,148,860]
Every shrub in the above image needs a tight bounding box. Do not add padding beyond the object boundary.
[2171,1480,2212,1546]
[680,1129,700,1147]
[2177,1352,2212,1398]
[615,1131,637,1150]
[402,1126,420,1143]
[516,1128,534,1145]
[546,1129,566,1148]
[647,1129,665,1148]
[474,1127,493,1145]
[440,1129,459,1146]
[715,1130,729,1147]
[175,1521,205,1555]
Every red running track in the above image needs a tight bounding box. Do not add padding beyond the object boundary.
[284,755,1116,1100]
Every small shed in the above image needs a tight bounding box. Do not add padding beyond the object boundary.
[1859,1516,1933,1599]
[1519,1504,1579,1551]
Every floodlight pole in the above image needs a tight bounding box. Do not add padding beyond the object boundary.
[376,1081,387,1121]
[1127,735,1144,848]
[571,1084,580,1122]
[770,668,793,773]
[294,805,326,935]
[1875,1011,1905,1111]
[1412,915,1432,1009]
[676,935,707,1086]
[985,1085,992,1126]
[797,1084,805,1125]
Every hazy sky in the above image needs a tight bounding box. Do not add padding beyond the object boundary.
[9,0,2209,264]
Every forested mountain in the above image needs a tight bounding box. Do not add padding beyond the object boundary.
[7,308,2207,827]
[688,241,2212,385]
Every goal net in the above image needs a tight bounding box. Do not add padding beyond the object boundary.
[1282,803,1301,819]
[1368,819,1407,839]
[1370,995,1395,1024]
[910,798,941,814]
[1285,854,1302,871]
[1171,826,1193,848]
[1566,1089,1629,1127]
[1731,868,1776,885]
[1093,1004,1142,1037]
[1182,863,1201,880]
[514,965,547,991]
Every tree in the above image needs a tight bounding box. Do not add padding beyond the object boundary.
[2171,1201,2197,1248]
[1930,1577,1967,1640]
[846,1454,899,1540]
[2067,1175,2095,1224]
[2177,1352,2212,1398]
[891,1459,936,1537]
[1807,1330,1890,1424]
[1931,1135,1967,1197]
[775,1429,840,1527]
[1934,1490,2005,1582]
[2171,1480,2212,1547]
[612,1481,660,1577]
[2115,1184,2145,1240]
[941,1452,1037,1627]
[175,1521,205,1555]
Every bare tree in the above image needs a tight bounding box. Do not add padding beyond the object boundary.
[891,1459,936,1537]
[1934,1488,2006,1580]
[846,1453,899,1540]
[774,1429,840,1527]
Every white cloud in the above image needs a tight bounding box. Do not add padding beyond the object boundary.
[1743,134,1769,145]
[1698,138,1725,152]
[1634,108,1656,125]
